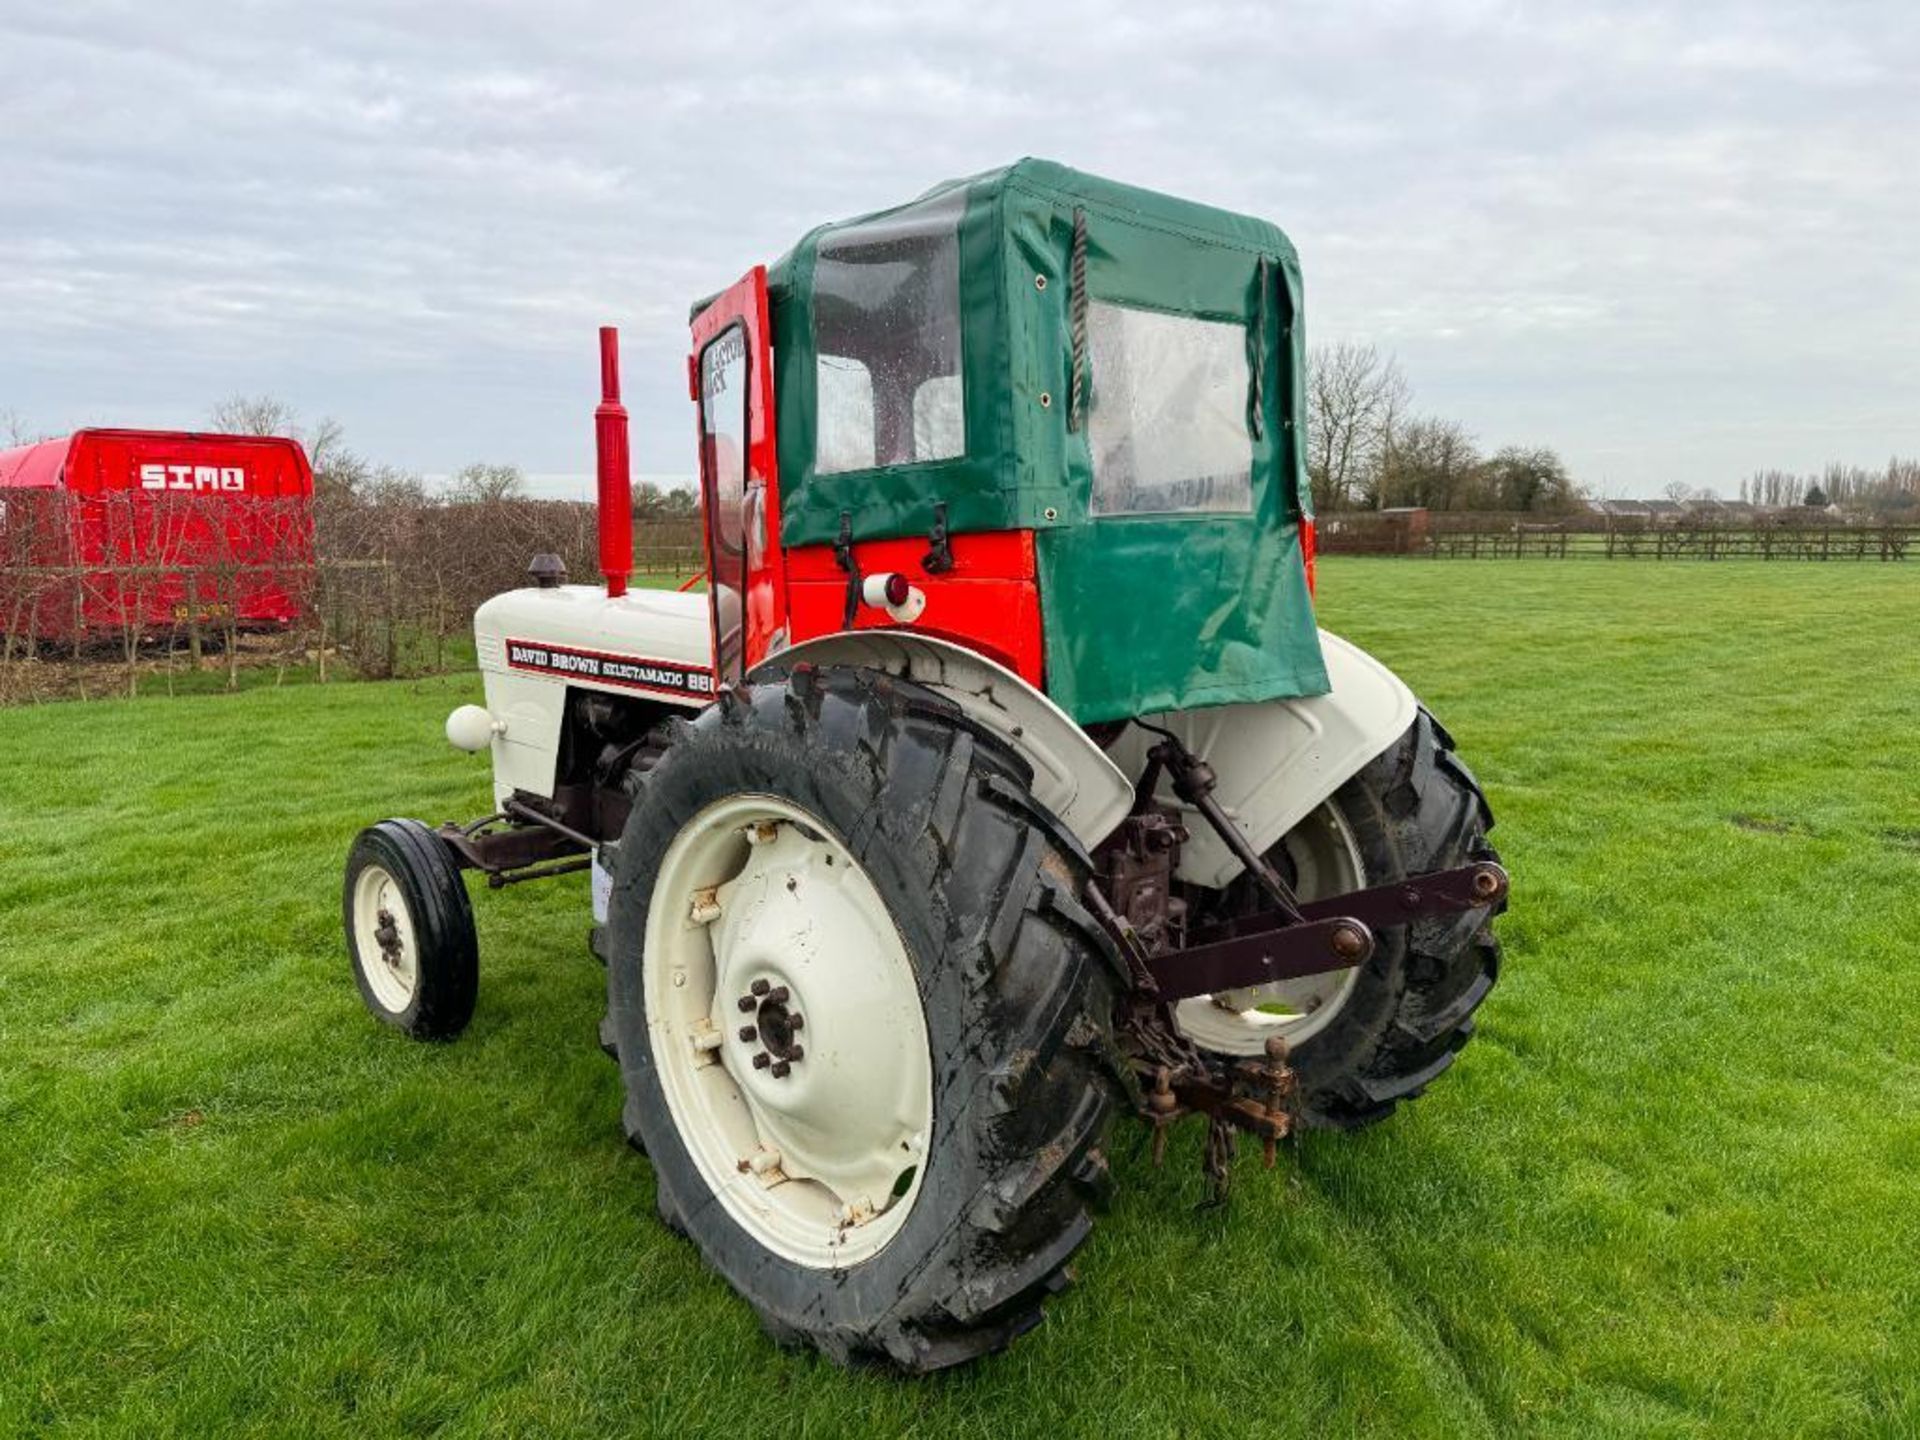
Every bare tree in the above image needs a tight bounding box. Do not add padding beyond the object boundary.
[1741,457,1920,515]
[1377,417,1480,511]
[634,480,700,518]
[1748,469,1807,508]
[208,394,300,437]
[306,415,345,465]
[2,409,47,447]
[1307,342,1409,513]
[361,465,428,505]
[208,396,367,499]
[1662,481,1693,504]
[450,462,527,504]
[305,417,370,500]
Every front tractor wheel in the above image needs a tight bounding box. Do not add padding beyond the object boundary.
[343,819,479,1040]
[607,667,1125,1373]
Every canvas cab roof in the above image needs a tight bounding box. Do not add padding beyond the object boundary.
[765,158,1307,545]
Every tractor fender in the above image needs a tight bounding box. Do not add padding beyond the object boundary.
[750,633,1134,851]
[1102,631,1420,891]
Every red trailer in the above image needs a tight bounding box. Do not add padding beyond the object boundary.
[0,428,314,643]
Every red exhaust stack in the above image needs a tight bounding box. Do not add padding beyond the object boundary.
[594,326,632,599]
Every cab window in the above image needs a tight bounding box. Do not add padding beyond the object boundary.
[1086,301,1254,516]
[699,325,749,679]
[812,191,965,475]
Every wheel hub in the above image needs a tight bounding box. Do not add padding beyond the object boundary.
[375,908,405,968]
[737,984,806,1077]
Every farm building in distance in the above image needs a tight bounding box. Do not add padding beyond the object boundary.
[0,428,314,642]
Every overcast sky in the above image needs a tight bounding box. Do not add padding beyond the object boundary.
[3,1,1914,497]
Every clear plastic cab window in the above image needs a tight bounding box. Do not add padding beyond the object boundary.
[1087,302,1254,516]
[813,191,966,475]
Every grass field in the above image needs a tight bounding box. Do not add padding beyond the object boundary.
[2,560,1917,1438]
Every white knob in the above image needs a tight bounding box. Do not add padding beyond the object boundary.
[445,704,504,753]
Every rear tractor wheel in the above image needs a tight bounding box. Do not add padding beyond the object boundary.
[606,666,1126,1373]
[1178,710,1504,1129]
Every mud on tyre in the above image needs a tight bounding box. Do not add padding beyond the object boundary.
[605,665,1128,1373]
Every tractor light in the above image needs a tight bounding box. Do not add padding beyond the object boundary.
[1299,516,1318,597]
[860,572,927,624]
[446,704,505,753]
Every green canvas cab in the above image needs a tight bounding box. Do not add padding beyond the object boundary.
[752,158,1327,722]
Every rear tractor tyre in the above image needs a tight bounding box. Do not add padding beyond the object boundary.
[343,819,479,1040]
[1177,709,1503,1129]
[606,666,1127,1373]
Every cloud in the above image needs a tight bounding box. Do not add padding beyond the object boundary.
[2,0,1914,496]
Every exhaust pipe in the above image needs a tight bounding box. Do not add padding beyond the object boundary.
[595,325,632,599]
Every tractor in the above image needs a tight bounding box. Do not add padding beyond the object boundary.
[342,160,1506,1373]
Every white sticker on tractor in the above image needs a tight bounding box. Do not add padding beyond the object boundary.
[505,637,716,700]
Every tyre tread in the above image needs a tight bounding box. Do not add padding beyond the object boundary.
[343,818,478,1041]
[613,664,1126,1374]
[1306,709,1503,1129]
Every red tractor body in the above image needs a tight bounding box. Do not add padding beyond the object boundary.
[685,264,1048,683]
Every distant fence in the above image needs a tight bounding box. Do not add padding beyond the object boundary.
[1320,510,1920,561]
[631,516,704,574]
[1,494,704,704]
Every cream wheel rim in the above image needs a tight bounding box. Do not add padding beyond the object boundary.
[352,863,419,1014]
[644,794,934,1269]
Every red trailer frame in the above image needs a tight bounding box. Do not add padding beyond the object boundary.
[0,428,315,643]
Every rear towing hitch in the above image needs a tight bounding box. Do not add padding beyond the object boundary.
[1144,857,1509,1004]
[1091,727,1509,1201]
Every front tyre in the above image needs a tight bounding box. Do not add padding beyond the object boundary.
[607,667,1126,1373]
[343,819,479,1040]
[1178,710,1504,1129]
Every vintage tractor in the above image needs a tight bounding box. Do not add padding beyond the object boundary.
[342,160,1506,1373]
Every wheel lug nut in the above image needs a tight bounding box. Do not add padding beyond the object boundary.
[738,1025,757,1043]
[737,995,756,1012]
[770,1060,791,1079]
[750,979,770,997]
[766,985,789,1005]
[787,1044,804,1062]
[751,1052,771,1070]
[789,1014,804,1031]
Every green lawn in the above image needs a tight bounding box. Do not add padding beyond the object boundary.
[2,560,1917,1438]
